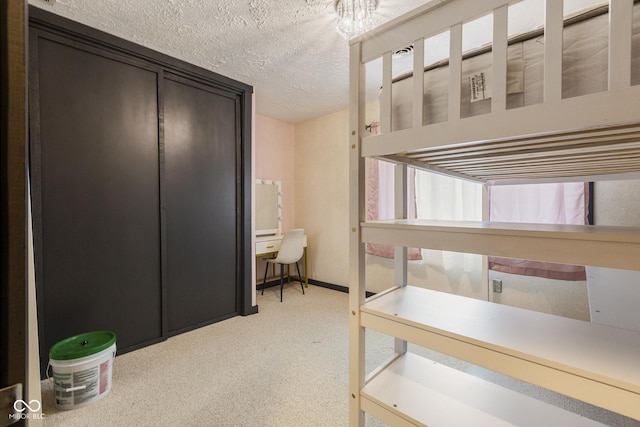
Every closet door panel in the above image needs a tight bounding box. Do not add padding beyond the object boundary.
[164,77,238,333]
[35,38,162,362]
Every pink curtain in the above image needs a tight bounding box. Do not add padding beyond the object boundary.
[489,182,589,280]
[365,122,422,260]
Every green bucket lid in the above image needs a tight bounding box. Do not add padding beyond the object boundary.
[49,331,117,361]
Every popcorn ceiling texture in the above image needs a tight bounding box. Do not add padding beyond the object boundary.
[29,0,430,123]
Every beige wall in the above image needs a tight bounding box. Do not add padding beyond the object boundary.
[255,110,352,288]
[594,180,640,227]
[255,114,296,233]
[294,110,350,286]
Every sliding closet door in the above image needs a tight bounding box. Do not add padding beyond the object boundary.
[32,35,162,371]
[164,75,239,334]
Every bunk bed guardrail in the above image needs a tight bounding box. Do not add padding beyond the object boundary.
[355,0,640,184]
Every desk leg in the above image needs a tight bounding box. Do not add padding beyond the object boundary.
[304,247,308,288]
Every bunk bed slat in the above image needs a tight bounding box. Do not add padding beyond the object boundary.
[404,126,640,158]
[492,5,508,113]
[448,22,463,122]
[439,165,640,180]
[388,127,640,181]
[608,0,633,90]
[412,38,425,128]
[443,157,640,175]
[544,0,563,102]
[436,150,640,168]
[416,141,640,164]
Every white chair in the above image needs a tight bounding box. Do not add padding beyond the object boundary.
[262,228,305,302]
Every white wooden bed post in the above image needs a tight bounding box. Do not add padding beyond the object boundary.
[348,41,366,427]
[393,164,408,356]
[482,184,490,301]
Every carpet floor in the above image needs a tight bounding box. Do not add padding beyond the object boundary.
[40,285,640,426]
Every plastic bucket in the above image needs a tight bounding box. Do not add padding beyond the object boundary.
[49,331,117,410]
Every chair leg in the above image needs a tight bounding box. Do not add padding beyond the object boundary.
[296,262,304,295]
[262,261,269,295]
[279,264,284,302]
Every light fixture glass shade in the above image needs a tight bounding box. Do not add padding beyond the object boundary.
[334,0,378,40]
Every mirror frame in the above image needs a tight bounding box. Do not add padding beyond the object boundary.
[255,179,282,236]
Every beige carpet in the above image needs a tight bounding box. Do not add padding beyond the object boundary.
[40,285,639,426]
[42,285,357,426]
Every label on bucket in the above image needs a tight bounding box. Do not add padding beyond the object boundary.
[54,358,111,406]
[100,360,110,394]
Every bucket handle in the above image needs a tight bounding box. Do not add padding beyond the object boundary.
[62,385,86,392]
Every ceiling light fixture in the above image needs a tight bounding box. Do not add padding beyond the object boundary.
[334,0,378,40]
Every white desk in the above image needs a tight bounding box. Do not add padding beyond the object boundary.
[256,234,308,287]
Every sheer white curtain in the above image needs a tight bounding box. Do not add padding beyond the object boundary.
[489,182,588,280]
[489,183,588,224]
[413,171,587,280]
[415,172,483,221]
[415,170,483,272]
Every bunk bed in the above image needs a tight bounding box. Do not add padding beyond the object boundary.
[348,0,640,426]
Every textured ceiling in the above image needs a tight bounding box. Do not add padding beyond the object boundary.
[29,0,432,123]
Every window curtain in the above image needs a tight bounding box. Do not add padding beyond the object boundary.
[489,182,589,280]
[365,122,422,260]
[414,170,482,272]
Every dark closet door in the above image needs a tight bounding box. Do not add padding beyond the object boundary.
[164,75,238,333]
[33,36,162,368]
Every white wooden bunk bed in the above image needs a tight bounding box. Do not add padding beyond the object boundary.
[348,0,640,426]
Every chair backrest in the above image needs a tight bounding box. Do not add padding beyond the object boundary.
[275,229,304,264]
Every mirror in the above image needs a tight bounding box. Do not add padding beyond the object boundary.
[255,179,281,236]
